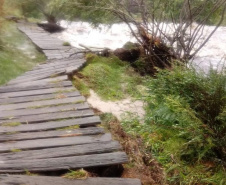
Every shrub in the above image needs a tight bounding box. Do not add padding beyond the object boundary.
[122,65,226,184]
[147,66,226,161]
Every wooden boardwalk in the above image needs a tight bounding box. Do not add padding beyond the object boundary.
[0,23,141,184]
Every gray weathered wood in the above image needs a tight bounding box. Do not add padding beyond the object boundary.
[0,175,141,185]
[66,63,85,74]
[0,116,101,133]
[0,127,104,142]
[0,109,93,124]
[23,61,84,76]
[0,96,85,111]
[0,87,75,98]
[7,75,68,86]
[9,70,65,84]
[0,152,128,172]
[0,141,119,160]
[0,91,80,105]
[15,68,67,79]
[0,133,111,152]
[0,103,89,119]
[0,24,132,180]
[8,70,65,84]
[0,81,72,93]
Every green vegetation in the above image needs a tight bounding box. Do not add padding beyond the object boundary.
[25,170,39,176]
[75,54,145,101]
[62,169,88,179]
[2,122,22,127]
[72,76,90,97]
[63,41,71,46]
[122,66,226,184]
[10,148,22,152]
[57,125,80,131]
[0,21,45,85]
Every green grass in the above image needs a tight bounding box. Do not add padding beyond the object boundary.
[10,148,22,153]
[72,76,90,97]
[62,169,88,179]
[121,66,226,184]
[25,170,39,176]
[63,41,71,46]
[76,53,145,101]
[57,125,80,131]
[2,122,21,127]
[0,20,45,85]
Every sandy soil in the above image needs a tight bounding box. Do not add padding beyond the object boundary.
[87,90,145,121]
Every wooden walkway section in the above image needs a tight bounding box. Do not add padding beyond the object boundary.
[0,23,141,184]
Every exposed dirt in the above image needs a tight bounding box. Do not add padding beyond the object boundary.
[87,90,145,121]
[96,110,166,185]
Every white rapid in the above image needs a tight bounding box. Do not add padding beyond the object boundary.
[53,20,226,72]
[52,20,225,120]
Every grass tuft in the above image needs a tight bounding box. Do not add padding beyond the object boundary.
[62,169,89,179]
[10,148,22,153]
[2,122,21,127]
[75,53,145,101]
[57,125,80,131]
[63,41,71,46]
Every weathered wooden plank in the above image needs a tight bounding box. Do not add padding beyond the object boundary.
[0,127,104,142]
[10,70,65,82]
[23,61,85,75]
[36,54,84,66]
[0,91,80,105]
[0,109,93,124]
[21,64,81,78]
[0,103,89,119]
[0,141,119,160]
[0,175,141,185]
[0,133,111,152]
[0,96,85,111]
[0,87,75,98]
[31,45,71,50]
[6,76,68,87]
[34,58,77,68]
[25,60,78,72]
[0,152,128,173]
[66,64,85,74]
[15,67,67,79]
[0,116,101,133]
[8,70,65,84]
[0,81,72,93]
[32,57,83,71]
[7,75,68,86]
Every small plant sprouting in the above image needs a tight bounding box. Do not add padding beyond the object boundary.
[10,148,22,153]
[25,169,38,176]
[57,125,80,131]
[2,122,21,127]
[62,169,89,179]
[63,42,71,46]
